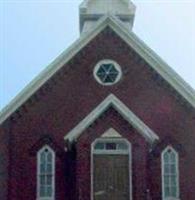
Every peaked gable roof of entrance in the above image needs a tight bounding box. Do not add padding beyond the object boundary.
[64,94,159,144]
[0,15,195,124]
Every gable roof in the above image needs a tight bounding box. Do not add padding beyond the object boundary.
[64,94,159,144]
[0,15,195,125]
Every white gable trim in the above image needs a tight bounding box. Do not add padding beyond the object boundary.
[108,16,195,108]
[0,16,109,125]
[101,128,122,138]
[64,94,159,144]
[0,15,194,124]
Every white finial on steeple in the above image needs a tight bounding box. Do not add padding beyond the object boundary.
[79,0,136,34]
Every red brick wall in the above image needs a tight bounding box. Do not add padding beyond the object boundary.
[1,27,195,200]
[76,107,149,200]
[0,123,9,200]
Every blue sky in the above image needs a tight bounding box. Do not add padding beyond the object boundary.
[0,0,195,109]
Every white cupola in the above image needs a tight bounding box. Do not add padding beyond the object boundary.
[79,0,136,34]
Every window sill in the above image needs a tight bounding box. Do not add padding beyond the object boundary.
[164,198,180,200]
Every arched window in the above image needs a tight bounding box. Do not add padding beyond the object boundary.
[161,146,179,200]
[37,145,55,199]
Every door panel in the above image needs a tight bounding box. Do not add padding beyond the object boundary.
[93,154,129,200]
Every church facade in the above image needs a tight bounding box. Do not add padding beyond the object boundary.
[0,1,195,200]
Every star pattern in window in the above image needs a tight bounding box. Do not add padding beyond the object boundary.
[96,63,119,84]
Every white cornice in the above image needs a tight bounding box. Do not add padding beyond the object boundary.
[0,15,194,125]
[64,94,159,144]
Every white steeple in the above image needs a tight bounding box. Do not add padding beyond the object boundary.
[79,0,136,34]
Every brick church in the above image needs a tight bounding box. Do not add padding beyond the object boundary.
[0,0,195,200]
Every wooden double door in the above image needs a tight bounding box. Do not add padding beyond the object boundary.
[93,154,130,200]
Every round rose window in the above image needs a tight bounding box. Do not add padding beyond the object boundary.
[93,60,122,85]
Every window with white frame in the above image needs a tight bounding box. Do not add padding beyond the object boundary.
[94,140,128,151]
[162,146,179,200]
[37,146,55,200]
[93,59,122,85]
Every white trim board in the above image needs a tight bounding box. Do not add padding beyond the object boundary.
[64,94,159,144]
[1,15,195,124]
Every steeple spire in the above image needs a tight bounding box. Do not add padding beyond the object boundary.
[79,0,136,34]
